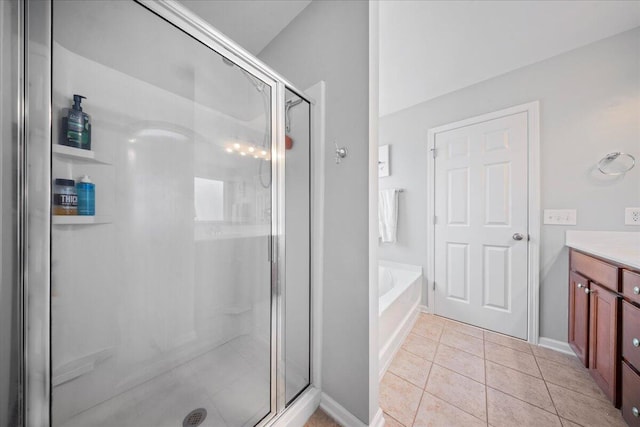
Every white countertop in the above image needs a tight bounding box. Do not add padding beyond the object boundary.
[565,231,640,270]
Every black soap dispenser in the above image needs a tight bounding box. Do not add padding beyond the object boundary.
[61,94,91,150]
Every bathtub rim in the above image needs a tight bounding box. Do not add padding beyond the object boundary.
[378,261,422,316]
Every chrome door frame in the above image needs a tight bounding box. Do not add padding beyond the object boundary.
[23,0,314,425]
[24,0,52,425]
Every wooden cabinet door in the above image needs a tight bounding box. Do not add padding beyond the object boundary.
[569,271,589,366]
[588,282,620,406]
[622,361,640,427]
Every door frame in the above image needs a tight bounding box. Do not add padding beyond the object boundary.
[426,101,540,344]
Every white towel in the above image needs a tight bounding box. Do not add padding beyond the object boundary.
[379,189,399,243]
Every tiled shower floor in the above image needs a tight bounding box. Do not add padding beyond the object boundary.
[379,313,628,427]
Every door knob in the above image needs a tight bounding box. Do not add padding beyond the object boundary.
[512,233,525,241]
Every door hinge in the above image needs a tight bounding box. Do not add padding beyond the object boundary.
[430,148,437,158]
[433,281,436,291]
[433,215,437,225]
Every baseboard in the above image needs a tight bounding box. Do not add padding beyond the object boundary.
[379,303,419,380]
[419,304,430,313]
[320,392,381,427]
[369,408,385,427]
[537,337,575,356]
[271,386,321,427]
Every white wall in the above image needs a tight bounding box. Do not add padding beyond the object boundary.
[379,27,640,342]
[259,1,372,423]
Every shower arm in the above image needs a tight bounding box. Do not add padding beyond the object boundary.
[285,98,303,133]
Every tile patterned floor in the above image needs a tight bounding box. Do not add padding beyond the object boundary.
[380,313,628,427]
[305,409,341,427]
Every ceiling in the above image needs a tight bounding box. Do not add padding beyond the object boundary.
[380,0,640,117]
[178,0,312,55]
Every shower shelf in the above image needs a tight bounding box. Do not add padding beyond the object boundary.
[52,215,112,225]
[53,144,112,165]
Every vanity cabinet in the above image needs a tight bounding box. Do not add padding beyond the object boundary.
[622,362,640,427]
[568,271,590,366]
[569,248,640,421]
[588,281,619,404]
[622,270,640,426]
[569,249,620,406]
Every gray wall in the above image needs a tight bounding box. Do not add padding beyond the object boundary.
[259,1,372,422]
[0,0,21,425]
[379,27,640,342]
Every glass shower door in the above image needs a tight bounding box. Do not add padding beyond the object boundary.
[283,89,311,405]
[50,1,274,426]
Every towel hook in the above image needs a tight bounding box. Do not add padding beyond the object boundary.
[335,142,348,164]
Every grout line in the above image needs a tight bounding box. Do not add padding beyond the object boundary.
[484,362,559,414]
[408,339,439,426]
[483,334,489,427]
[400,346,435,363]
[384,367,426,426]
[430,359,484,385]
[382,411,405,427]
[436,337,484,359]
[486,385,561,418]
[485,337,535,356]
[532,353,580,367]
[484,357,544,382]
[400,334,439,360]
[421,390,488,426]
[543,379,610,405]
[532,353,611,404]
[532,349,561,419]
[424,363,489,422]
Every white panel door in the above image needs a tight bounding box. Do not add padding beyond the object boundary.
[434,111,528,339]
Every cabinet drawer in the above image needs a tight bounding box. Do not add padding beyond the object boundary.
[571,250,619,292]
[623,301,640,370]
[624,269,640,305]
[622,361,640,427]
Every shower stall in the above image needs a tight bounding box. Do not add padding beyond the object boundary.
[13,1,315,426]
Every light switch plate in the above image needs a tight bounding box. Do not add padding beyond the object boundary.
[544,209,577,225]
[625,207,640,225]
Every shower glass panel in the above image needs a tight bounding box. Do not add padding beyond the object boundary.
[284,89,311,405]
[1,1,22,425]
[51,1,273,426]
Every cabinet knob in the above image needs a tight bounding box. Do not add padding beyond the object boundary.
[633,338,640,348]
[633,406,639,417]
[634,286,640,295]
[577,283,584,289]
[584,288,593,295]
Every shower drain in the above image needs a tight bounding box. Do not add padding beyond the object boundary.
[183,408,207,427]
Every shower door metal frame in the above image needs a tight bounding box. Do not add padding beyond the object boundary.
[23,0,314,426]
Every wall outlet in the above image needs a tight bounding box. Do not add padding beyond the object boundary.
[544,209,577,225]
[625,207,640,225]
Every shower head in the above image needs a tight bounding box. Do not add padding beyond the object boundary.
[285,98,304,134]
